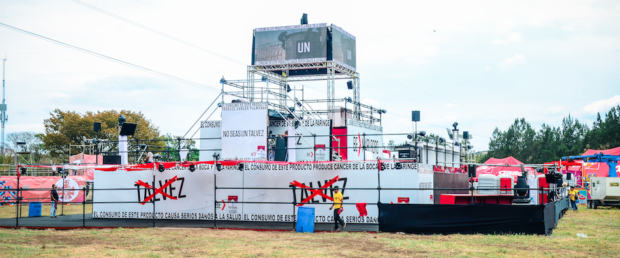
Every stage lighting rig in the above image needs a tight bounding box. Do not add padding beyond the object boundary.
[189,164,196,172]
[16,141,26,152]
[158,163,165,172]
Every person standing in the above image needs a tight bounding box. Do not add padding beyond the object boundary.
[50,184,59,218]
[144,148,154,164]
[329,186,346,231]
[568,186,579,211]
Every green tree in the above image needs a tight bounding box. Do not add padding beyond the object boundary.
[482,105,619,164]
[40,109,165,162]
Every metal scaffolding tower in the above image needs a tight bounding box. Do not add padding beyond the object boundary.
[1,56,7,154]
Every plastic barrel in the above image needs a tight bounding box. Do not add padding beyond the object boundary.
[29,202,42,217]
[296,206,315,233]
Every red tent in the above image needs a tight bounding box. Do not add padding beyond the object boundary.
[476,156,537,181]
[581,146,620,178]
[582,146,620,156]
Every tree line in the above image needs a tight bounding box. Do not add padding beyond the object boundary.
[481,105,620,164]
[3,109,199,164]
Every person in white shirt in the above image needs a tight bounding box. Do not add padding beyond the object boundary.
[144,147,154,164]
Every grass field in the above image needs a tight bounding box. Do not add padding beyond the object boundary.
[0,203,92,219]
[0,207,618,257]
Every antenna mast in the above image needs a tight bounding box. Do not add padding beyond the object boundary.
[1,56,6,154]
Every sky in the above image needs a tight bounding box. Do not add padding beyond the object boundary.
[0,0,619,151]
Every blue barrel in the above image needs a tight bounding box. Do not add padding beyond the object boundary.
[29,202,42,217]
[296,206,315,233]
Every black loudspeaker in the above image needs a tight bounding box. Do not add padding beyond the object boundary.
[566,173,572,180]
[103,155,121,165]
[412,111,420,122]
[463,131,469,139]
[467,164,477,178]
[545,173,556,184]
[94,122,101,132]
[347,81,353,90]
[119,122,137,136]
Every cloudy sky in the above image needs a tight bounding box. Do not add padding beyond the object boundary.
[0,0,619,150]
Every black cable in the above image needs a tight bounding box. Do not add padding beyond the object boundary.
[0,22,219,93]
[72,0,247,66]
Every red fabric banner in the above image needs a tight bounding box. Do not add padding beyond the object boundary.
[0,176,88,204]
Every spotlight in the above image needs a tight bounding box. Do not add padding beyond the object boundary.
[407,133,414,140]
[286,84,291,93]
[417,131,426,137]
[294,121,300,129]
[217,103,222,108]
[118,115,126,125]
[261,76,267,82]
[189,164,196,172]
[158,163,165,172]
[346,97,352,103]
[20,167,27,176]
[438,137,445,144]
[238,163,244,171]
[395,163,402,169]
[212,153,220,160]
[452,122,458,131]
[216,163,222,171]
[297,101,302,107]
[220,76,226,84]
[153,153,162,162]
[347,81,353,90]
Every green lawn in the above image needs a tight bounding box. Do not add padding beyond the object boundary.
[0,203,92,219]
[0,207,618,257]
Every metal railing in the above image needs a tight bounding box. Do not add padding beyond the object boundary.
[0,180,563,230]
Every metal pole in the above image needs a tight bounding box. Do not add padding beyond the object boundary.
[152,162,156,227]
[1,56,6,154]
[377,165,381,232]
[82,187,85,228]
[214,172,217,229]
[16,173,19,228]
[292,185,297,230]
[313,134,316,162]
[61,172,65,216]
[363,133,366,160]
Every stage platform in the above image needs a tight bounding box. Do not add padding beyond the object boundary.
[0,214,378,232]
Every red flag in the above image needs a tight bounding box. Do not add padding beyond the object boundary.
[356,203,367,217]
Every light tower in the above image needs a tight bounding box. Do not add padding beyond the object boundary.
[1,56,7,154]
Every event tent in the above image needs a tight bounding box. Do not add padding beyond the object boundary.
[476,156,537,181]
[582,146,620,156]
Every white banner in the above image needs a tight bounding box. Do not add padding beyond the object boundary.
[221,103,268,160]
[93,161,432,223]
[269,119,332,162]
[346,120,384,161]
[199,120,222,161]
